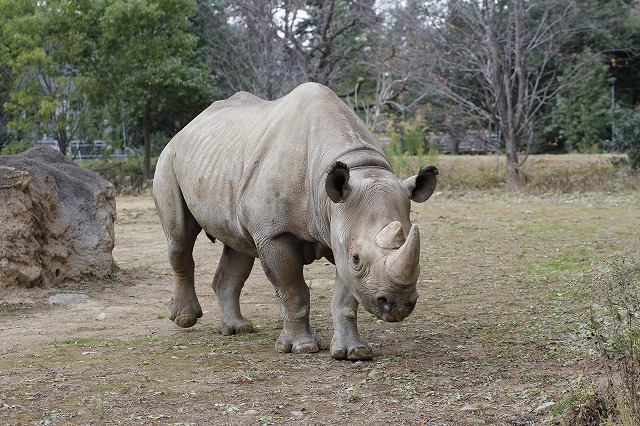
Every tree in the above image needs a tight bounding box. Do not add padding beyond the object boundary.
[404,0,588,188]
[289,0,378,90]
[547,51,613,153]
[195,0,304,100]
[1,0,90,155]
[65,0,214,179]
[195,0,378,100]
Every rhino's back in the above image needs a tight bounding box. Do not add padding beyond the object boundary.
[167,83,389,253]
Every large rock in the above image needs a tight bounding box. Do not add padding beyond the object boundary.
[0,146,116,289]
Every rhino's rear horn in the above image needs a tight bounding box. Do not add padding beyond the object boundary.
[375,221,405,249]
[385,225,420,284]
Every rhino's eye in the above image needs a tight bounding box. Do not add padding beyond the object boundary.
[352,253,360,265]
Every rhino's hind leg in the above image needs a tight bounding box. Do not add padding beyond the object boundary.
[213,245,256,335]
[154,155,203,328]
[258,235,321,354]
[165,216,203,328]
[330,279,372,361]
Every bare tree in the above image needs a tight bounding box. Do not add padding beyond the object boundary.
[197,0,378,100]
[407,0,590,188]
[343,3,431,132]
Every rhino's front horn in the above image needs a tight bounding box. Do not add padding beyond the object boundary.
[385,225,420,284]
[375,221,406,249]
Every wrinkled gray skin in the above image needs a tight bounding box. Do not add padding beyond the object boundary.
[153,83,438,360]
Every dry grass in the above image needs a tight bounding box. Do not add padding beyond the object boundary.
[555,254,640,426]
[389,153,640,193]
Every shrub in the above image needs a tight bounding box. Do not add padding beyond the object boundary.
[614,107,640,170]
[78,156,156,195]
[589,255,640,424]
[556,254,640,425]
[1,140,33,155]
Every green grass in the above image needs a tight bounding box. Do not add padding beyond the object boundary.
[0,303,33,315]
[531,248,599,275]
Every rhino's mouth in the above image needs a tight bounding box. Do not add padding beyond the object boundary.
[360,290,418,323]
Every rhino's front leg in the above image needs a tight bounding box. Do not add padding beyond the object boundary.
[330,278,372,361]
[259,236,321,354]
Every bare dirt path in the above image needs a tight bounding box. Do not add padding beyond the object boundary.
[1,192,639,425]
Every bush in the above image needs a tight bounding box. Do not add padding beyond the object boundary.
[383,122,427,157]
[78,156,156,195]
[589,255,640,424]
[1,140,33,155]
[614,107,640,170]
[555,254,640,425]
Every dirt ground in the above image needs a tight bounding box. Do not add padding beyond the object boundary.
[1,190,639,425]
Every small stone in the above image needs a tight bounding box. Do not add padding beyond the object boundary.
[290,411,304,417]
[241,409,258,416]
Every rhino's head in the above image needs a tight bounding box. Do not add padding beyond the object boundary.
[326,161,438,322]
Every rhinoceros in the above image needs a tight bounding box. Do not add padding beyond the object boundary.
[153,82,438,360]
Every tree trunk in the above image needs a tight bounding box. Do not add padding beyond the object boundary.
[504,131,520,190]
[143,104,151,181]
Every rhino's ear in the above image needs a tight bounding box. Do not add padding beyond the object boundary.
[326,161,350,203]
[401,165,439,202]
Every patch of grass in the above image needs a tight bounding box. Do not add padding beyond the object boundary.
[73,326,109,332]
[137,264,152,273]
[0,302,32,315]
[530,248,599,275]
[553,376,611,425]
[94,381,106,421]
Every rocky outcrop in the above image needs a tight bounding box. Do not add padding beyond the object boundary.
[0,146,116,290]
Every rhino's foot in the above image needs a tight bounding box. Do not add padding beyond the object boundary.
[275,331,322,354]
[169,296,203,328]
[219,318,255,336]
[330,336,372,361]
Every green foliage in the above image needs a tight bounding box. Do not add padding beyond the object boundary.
[548,51,612,153]
[0,0,94,154]
[0,0,213,172]
[79,157,156,195]
[0,140,32,155]
[384,122,427,156]
[67,0,215,177]
[613,106,640,170]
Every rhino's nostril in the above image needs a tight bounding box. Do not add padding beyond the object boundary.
[377,297,391,313]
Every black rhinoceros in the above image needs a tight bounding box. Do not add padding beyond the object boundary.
[153,82,438,360]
